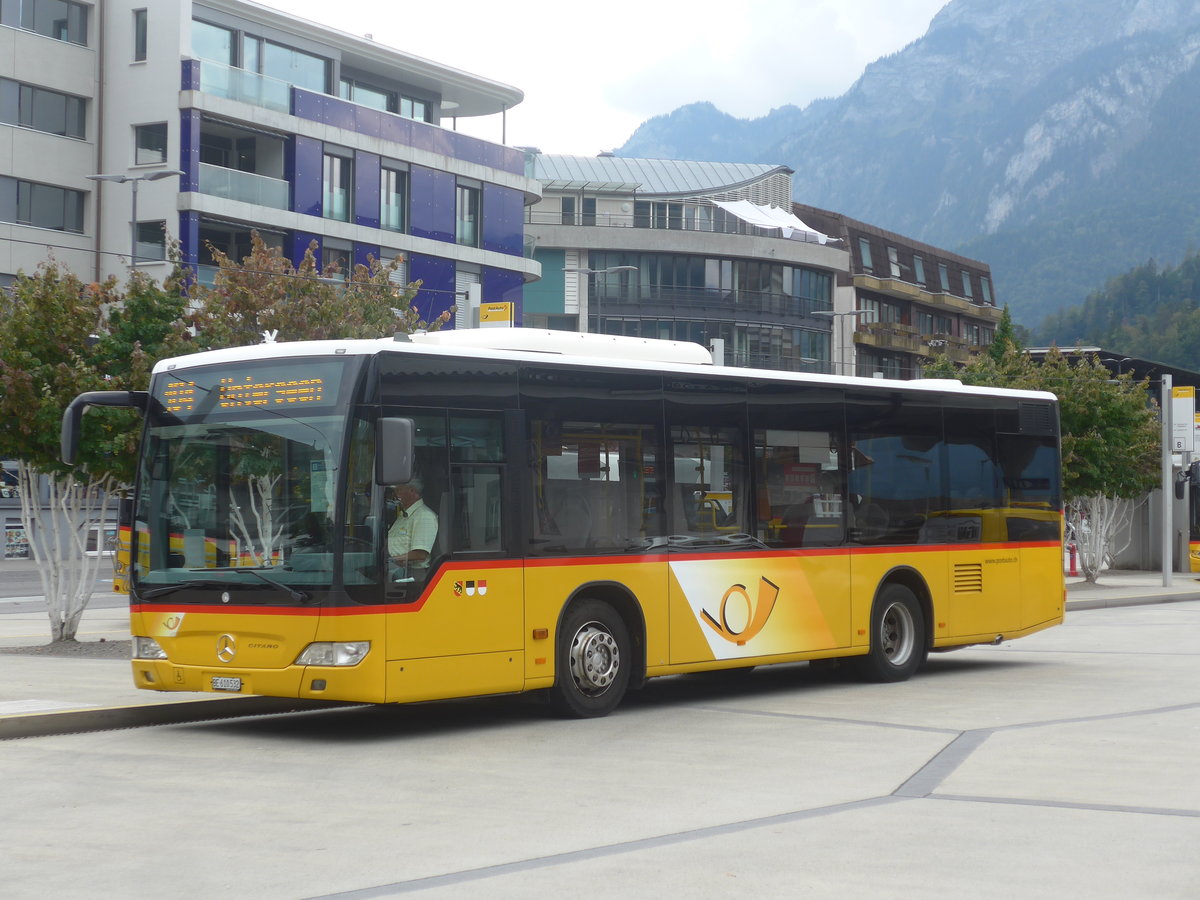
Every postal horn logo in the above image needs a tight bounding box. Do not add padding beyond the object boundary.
[701,577,780,646]
[453,579,488,597]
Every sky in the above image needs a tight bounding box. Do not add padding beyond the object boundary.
[271,0,948,156]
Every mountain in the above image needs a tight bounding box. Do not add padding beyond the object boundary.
[617,0,1200,329]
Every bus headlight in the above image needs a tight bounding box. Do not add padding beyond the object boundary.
[295,642,370,666]
[133,637,167,660]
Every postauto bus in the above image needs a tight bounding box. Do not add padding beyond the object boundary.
[61,330,1064,717]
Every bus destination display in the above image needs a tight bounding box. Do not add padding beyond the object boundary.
[154,361,344,415]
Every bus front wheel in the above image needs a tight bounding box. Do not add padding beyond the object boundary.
[548,599,631,718]
[855,584,925,683]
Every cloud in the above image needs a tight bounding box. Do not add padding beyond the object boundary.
[264,0,947,155]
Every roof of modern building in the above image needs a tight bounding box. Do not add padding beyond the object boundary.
[201,0,524,117]
[530,154,793,197]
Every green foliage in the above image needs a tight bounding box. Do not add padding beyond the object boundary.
[1033,251,1200,369]
[988,305,1021,364]
[0,263,191,483]
[187,233,448,348]
[926,346,1159,502]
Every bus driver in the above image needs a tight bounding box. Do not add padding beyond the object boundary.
[387,476,438,575]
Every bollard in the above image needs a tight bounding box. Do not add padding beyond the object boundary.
[1068,542,1079,577]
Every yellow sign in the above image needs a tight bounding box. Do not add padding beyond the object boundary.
[479,302,514,328]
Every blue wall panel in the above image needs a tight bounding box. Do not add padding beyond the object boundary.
[178,211,200,271]
[178,109,200,193]
[482,184,523,257]
[291,231,321,268]
[409,253,456,325]
[483,267,525,326]
[409,167,455,244]
[355,151,381,230]
[180,59,200,91]
[354,243,380,271]
[290,137,323,217]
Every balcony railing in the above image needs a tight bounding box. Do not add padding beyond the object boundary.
[854,321,927,353]
[198,163,290,210]
[197,61,291,113]
[593,285,833,320]
[527,208,834,245]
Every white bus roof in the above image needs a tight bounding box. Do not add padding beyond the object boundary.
[152,330,1057,402]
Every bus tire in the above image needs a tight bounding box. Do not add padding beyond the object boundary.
[854,584,925,683]
[548,599,631,718]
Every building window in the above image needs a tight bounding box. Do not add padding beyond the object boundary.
[339,78,395,112]
[964,323,982,346]
[887,246,901,278]
[913,256,926,284]
[135,220,166,262]
[261,41,329,93]
[399,96,429,122]
[858,237,873,272]
[981,276,993,305]
[321,240,351,280]
[0,79,86,139]
[938,263,950,292]
[961,271,974,299]
[560,196,575,225]
[1,0,89,46]
[861,297,903,325]
[456,181,480,247]
[133,8,147,61]
[323,152,352,222]
[191,19,235,65]
[380,166,407,232]
[0,176,85,232]
[135,123,168,165]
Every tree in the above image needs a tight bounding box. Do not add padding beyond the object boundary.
[987,305,1021,364]
[0,263,191,641]
[186,233,449,347]
[926,345,1159,582]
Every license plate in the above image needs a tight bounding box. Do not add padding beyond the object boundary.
[211,676,242,692]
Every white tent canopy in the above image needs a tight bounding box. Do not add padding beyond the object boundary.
[711,199,835,244]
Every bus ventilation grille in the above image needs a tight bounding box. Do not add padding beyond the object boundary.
[954,563,984,593]
[1018,401,1055,435]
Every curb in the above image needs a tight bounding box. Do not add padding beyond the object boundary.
[1066,594,1200,611]
[0,696,361,740]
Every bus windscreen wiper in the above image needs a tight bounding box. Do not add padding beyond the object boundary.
[139,579,237,600]
[140,571,309,603]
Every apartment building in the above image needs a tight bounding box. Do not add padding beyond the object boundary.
[795,204,1003,378]
[524,151,848,372]
[1,0,540,325]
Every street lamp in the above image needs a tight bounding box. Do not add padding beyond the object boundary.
[87,169,185,266]
[563,265,638,334]
[813,308,876,375]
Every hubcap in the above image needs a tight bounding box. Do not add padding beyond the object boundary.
[880,601,915,667]
[567,621,620,696]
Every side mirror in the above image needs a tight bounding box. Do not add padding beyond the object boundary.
[61,391,148,465]
[375,417,414,485]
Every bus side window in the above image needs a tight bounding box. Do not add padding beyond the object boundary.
[670,425,748,542]
[755,430,844,547]
[449,415,506,554]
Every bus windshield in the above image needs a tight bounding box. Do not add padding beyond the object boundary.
[134,357,363,594]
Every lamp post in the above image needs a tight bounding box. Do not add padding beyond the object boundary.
[563,265,638,334]
[87,169,185,266]
[813,308,875,375]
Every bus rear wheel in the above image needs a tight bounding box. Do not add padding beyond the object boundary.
[548,599,631,718]
[855,584,925,683]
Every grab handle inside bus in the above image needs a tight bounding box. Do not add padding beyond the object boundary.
[375,417,415,485]
[61,390,149,465]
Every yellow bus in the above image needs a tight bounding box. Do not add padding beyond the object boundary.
[62,330,1064,717]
